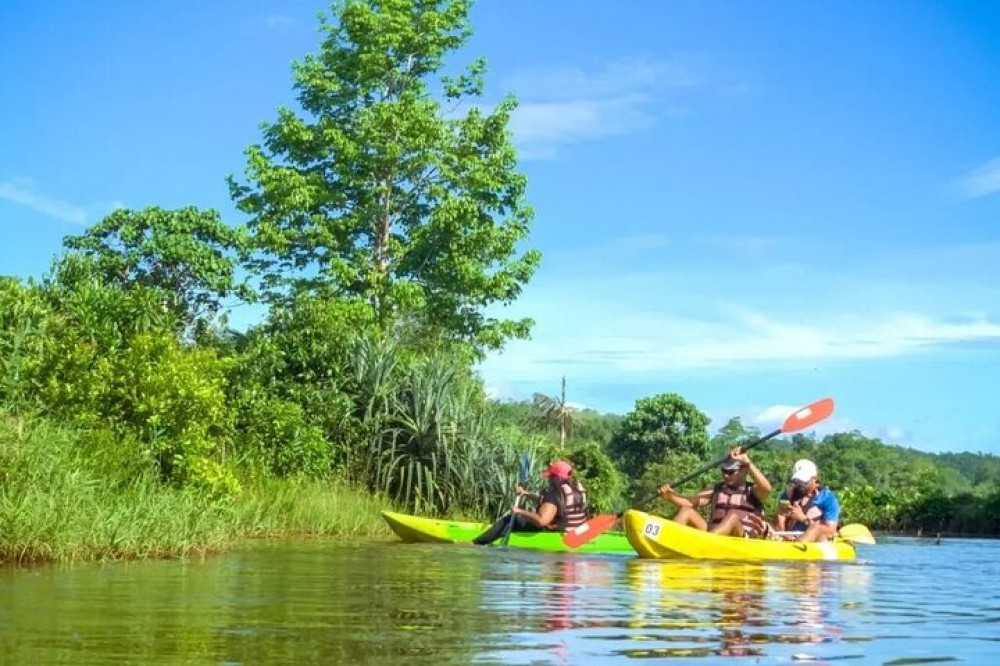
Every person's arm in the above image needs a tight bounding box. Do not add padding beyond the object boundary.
[516,486,540,505]
[659,485,713,508]
[729,447,772,502]
[513,501,558,528]
[775,489,792,531]
[818,492,841,539]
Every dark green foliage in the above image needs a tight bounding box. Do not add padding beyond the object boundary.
[608,393,711,482]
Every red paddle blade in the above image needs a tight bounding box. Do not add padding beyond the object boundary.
[562,513,619,548]
[780,397,834,434]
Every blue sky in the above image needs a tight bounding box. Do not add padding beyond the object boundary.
[2,1,1000,454]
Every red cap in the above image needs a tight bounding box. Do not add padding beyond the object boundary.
[541,460,573,478]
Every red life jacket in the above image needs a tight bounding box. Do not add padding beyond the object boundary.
[557,480,588,530]
[709,482,764,535]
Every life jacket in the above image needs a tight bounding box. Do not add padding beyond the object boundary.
[788,486,829,530]
[709,482,764,535]
[555,480,588,530]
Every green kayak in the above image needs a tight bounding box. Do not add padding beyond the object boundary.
[382,510,633,554]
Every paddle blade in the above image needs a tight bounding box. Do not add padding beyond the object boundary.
[839,523,876,545]
[781,397,835,434]
[562,513,619,548]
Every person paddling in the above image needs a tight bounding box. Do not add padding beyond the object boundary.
[658,446,772,538]
[473,460,588,545]
[775,459,841,543]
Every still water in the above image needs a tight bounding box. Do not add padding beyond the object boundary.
[1,536,997,664]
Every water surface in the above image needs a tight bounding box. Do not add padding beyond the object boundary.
[1,536,996,664]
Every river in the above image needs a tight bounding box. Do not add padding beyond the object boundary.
[1,535,997,664]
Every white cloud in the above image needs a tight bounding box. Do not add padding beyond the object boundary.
[0,180,87,225]
[701,234,784,256]
[480,302,1000,384]
[883,426,907,441]
[510,95,655,158]
[505,56,711,158]
[263,14,296,30]
[956,158,1000,198]
[608,234,670,252]
[503,56,704,100]
[750,404,800,427]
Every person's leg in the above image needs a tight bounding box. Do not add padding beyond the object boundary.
[796,522,828,543]
[472,514,538,545]
[710,513,745,537]
[472,513,514,545]
[672,507,708,531]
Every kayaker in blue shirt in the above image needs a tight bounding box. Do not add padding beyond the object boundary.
[472,461,588,545]
[775,458,840,543]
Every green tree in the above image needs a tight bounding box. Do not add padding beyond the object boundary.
[63,207,251,330]
[229,0,539,355]
[608,393,711,481]
[710,416,761,454]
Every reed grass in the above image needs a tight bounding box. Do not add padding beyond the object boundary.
[0,413,393,565]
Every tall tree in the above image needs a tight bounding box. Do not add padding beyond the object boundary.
[229,0,539,355]
[63,206,251,329]
[608,393,711,480]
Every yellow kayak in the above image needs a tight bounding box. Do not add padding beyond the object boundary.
[623,510,857,562]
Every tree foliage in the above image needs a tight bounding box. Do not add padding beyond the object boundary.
[229,0,539,355]
[608,393,711,481]
[63,206,251,330]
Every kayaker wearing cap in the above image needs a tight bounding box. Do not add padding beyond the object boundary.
[472,460,588,545]
[775,459,840,543]
[658,446,772,538]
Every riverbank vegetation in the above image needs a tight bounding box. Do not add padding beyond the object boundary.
[2,0,997,564]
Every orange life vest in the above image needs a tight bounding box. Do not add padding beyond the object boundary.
[709,482,764,535]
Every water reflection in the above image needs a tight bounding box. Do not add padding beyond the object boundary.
[0,537,995,664]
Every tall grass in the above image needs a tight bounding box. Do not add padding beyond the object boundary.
[229,476,391,537]
[0,413,394,565]
[0,413,231,564]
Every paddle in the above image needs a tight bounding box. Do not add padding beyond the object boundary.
[838,523,876,545]
[768,523,875,544]
[563,397,835,548]
[500,452,532,548]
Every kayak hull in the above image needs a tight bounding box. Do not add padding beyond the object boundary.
[382,510,634,554]
[623,510,856,562]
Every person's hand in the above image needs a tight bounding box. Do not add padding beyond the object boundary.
[658,484,674,498]
[788,504,807,523]
[729,446,749,465]
[516,486,530,497]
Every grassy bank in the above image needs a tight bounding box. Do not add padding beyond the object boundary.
[0,414,392,565]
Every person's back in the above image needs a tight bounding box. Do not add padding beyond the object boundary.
[549,475,588,530]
